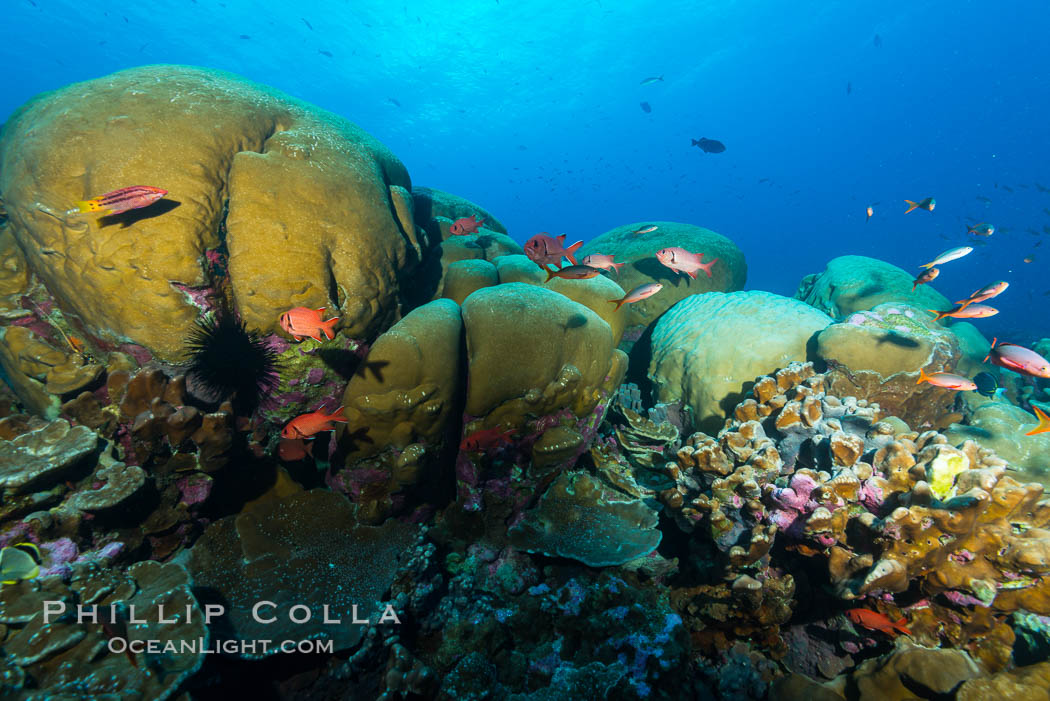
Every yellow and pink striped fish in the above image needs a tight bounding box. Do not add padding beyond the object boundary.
[75,186,167,216]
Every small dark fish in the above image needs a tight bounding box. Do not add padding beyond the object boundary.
[691,137,726,153]
[873,34,882,48]
[1042,207,1050,217]
[758,177,770,183]
[302,17,314,30]
[1002,185,1015,193]
[846,81,852,95]
[518,144,528,151]
[319,50,333,57]
[640,101,652,113]
[1036,183,1050,193]
[387,97,401,107]
[639,75,664,85]
[239,34,251,39]
[972,372,1001,398]
[976,195,992,204]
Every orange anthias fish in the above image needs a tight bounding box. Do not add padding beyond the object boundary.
[957,281,1008,310]
[281,406,347,439]
[581,254,624,275]
[904,196,935,213]
[1025,406,1050,436]
[545,264,602,282]
[845,608,911,637]
[967,222,995,236]
[460,426,515,453]
[916,368,977,391]
[928,303,998,321]
[656,247,718,279]
[74,186,167,216]
[450,215,486,236]
[279,307,339,342]
[524,233,585,269]
[912,267,939,291]
[609,283,663,311]
[866,205,874,221]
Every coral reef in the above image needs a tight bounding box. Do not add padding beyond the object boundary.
[648,291,832,433]
[945,400,1050,490]
[576,221,747,329]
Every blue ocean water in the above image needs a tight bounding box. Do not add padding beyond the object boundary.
[1,0,1048,342]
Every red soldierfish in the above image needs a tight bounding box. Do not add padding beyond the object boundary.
[656,247,718,279]
[904,196,935,213]
[916,368,977,390]
[609,283,662,311]
[460,426,515,453]
[912,267,939,291]
[279,307,339,342]
[524,233,584,269]
[581,254,624,275]
[278,437,315,461]
[1025,406,1050,436]
[74,186,167,216]
[984,338,1050,378]
[450,215,486,236]
[281,406,347,439]
[957,281,1008,309]
[928,304,998,321]
[545,264,601,282]
[845,608,911,637]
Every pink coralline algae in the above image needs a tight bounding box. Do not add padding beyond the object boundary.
[306,368,326,384]
[176,474,213,506]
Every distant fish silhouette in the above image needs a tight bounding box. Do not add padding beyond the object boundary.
[239,34,251,40]
[639,75,664,85]
[640,102,652,113]
[387,97,401,107]
[691,137,726,153]
[302,17,314,30]
[874,34,882,48]
[319,49,333,58]
[847,81,852,95]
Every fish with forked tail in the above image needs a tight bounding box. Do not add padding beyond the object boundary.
[71,186,167,216]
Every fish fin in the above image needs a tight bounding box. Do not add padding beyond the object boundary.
[700,258,718,277]
[904,199,919,214]
[321,316,340,340]
[477,217,486,227]
[894,618,911,635]
[983,337,998,364]
[685,269,697,280]
[917,367,930,385]
[556,234,566,244]
[1026,406,1050,436]
[74,198,104,213]
[609,298,625,311]
[545,267,557,282]
[928,309,945,321]
[315,307,327,314]
[919,261,935,269]
[612,262,624,274]
[329,406,347,422]
[564,240,584,265]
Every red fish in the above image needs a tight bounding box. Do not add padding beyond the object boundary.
[957,281,1008,310]
[655,247,718,279]
[281,406,347,439]
[581,254,624,275]
[609,283,663,311]
[1025,406,1050,436]
[984,338,1050,378]
[278,437,315,461]
[916,368,976,390]
[845,608,911,637]
[928,304,998,321]
[460,426,515,453]
[74,186,167,216]
[279,307,339,342]
[912,267,938,291]
[545,264,601,282]
[524,233,584,269]
[450,215,485,236]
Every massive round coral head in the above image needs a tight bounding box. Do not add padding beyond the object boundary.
[0,65,417,362]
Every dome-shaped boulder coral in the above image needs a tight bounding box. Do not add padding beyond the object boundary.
[0,65,419,363]
[795,255,952,320]
[648,291,833,433]
[576,221,746,330]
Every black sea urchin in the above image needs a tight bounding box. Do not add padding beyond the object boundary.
[184,314,279,413]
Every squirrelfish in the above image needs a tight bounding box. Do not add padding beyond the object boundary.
[912,267,938,291]
[450,215,485,236]
[904,196,936,213]
[581,254,624,275]
[916,368,977,391]
[279,307,339,342]
[281,406,347,439]
[845,608,911,637]
[278,437,315,461]
[928,304,998,321]
[461,426,515,453]
[967,222,995,236]
[1025,406,1050,436]
[920,246,972,269]
[609,283,663,311]
[545,264,601,282]
[656,247,718,279]
[524,233,584,269]
[73,186,168,216]
[984,338,1050,378]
